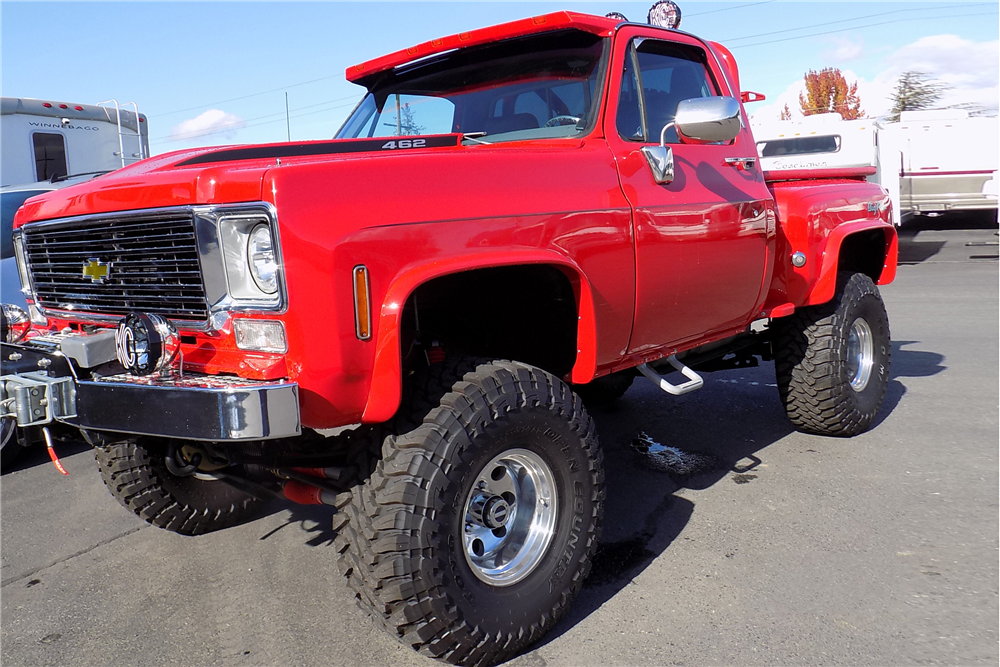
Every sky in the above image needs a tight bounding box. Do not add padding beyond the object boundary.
[2,1,998,156]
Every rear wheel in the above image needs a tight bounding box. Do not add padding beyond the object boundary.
[0,418,21,471]
[96,438,264,535]
[334,359,603,666]
[774,272,891,436]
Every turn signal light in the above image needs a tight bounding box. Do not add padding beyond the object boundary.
[353,265,372,341]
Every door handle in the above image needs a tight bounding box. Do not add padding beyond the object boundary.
[725,157,756,171]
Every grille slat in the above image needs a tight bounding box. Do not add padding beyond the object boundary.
[23,212,210,321]
[22,245,200,258]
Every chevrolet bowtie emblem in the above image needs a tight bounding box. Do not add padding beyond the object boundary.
[82,258,111,283]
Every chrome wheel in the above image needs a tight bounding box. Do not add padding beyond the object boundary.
[847,317,874,392]
[462,448,557,586]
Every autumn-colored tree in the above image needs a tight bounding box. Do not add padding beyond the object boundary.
[798,68,864,119]
[779,104,792,121]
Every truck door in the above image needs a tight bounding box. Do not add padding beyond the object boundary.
[606,28,774,353]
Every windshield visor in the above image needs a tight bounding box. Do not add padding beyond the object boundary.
[337,29,608,144]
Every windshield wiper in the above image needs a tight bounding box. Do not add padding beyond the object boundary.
[462,132,491,145]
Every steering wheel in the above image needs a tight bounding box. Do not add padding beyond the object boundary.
[543,115,581,128]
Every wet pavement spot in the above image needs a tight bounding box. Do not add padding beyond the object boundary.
[631,432,720,476]
[26,578,41,588]
[732,473,758,484]
[585,536,656,588]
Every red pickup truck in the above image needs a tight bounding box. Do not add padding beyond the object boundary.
[1,9,897,666]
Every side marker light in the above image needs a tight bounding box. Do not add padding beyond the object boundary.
[353,266,372,341]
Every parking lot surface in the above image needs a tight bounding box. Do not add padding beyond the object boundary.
[2,218,997,667]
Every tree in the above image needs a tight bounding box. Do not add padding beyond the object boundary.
[798,68,864,119]
[780,104,792,121]
[398,102,424,136]
[888,71,947,121]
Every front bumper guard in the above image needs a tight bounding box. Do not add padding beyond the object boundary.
[1,342,300,441]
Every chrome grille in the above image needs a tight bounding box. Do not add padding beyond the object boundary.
[21,211,209,321]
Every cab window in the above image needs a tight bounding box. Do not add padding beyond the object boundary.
[617,40,719,143]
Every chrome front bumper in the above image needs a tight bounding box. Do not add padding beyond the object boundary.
[1,342,300,441]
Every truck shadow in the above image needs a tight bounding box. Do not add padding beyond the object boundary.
[257,342,944,655]
[532,340,943,652]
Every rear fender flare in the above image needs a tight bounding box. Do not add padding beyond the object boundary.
[362,250,597,423]
[807,220,898,306]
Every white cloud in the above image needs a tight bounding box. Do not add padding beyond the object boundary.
[869,35,999,115]
[824,37,864,63]
[750,35,998,123]
[170,109,245,142]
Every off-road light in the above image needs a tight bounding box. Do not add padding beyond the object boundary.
[648,0,682,29]
[248,223,278,294]
[606,12,629,21]
[1,304,30,343]
[234,319,288,353]
[115,312,180,376]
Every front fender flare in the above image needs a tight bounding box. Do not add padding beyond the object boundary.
[362,250,598,423]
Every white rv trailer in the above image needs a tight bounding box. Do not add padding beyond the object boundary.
[751,114,902,225]
[753,110,999,223]
[0,97,149,186]
[888,109,998,217]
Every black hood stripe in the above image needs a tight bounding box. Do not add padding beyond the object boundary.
[174,134,461,167]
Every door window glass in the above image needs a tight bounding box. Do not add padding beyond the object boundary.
[617,40,718,143]
[32,133,68,181]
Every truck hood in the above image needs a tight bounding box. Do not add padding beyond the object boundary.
[15,134,463,226]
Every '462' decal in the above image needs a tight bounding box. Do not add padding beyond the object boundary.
[382,139,426,150]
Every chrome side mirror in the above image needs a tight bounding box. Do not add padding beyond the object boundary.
[640,96,743,184]
[674,96,742,144]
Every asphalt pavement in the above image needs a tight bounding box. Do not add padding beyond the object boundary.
[2,216,997,667]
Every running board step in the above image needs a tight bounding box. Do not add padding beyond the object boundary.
[637,356,704,396]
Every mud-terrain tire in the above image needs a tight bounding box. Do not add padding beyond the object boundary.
[334,359,604,667]
[0,419,22,471]
[573,371,634,407]
[96,438,264,535]
[774,272,891,436]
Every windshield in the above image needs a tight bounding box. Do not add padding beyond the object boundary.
[1,190,49,259]
[336,29,608,144]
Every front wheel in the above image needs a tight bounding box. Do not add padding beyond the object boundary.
[96,438,264,535]
[334,360,603,666]
[774,272,891,436]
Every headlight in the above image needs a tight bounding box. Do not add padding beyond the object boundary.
[248,224,278,294]
[216,212,282,308]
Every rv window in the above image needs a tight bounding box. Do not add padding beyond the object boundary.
[757,135,840,157]
[32,133,68,181]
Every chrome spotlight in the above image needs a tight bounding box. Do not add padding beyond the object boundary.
[114,312,180,376]
[1,304,31,343]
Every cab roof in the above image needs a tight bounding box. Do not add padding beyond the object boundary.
[345,11,618,86]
